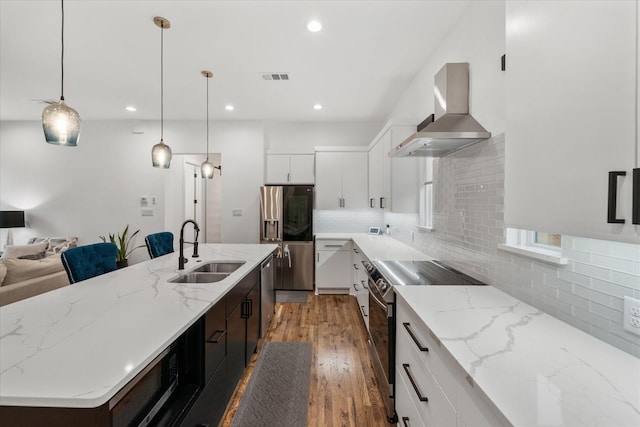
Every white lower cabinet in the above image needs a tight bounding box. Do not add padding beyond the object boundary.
[351,246,369,329]
[315,239,352,294]
[395,297,506,427]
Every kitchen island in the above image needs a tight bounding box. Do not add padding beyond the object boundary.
[0,244,277,415]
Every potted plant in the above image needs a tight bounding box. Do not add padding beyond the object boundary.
[100,224,144,268]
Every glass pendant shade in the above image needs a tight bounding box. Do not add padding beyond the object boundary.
[201,160,215,179]
[42,99,81,146]
[151,140,172,168]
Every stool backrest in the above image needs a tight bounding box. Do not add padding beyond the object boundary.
[61,242,118,284]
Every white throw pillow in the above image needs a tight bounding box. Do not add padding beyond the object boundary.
[2,242,49,259]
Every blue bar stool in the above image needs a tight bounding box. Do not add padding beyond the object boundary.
[145,232,174,259]
[61,242,118,284]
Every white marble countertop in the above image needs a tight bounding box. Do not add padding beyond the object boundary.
[0,244,277,408]
[395,286,640,427]
[314,233,430,261]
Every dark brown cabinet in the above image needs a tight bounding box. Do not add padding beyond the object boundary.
[180,265,261,427]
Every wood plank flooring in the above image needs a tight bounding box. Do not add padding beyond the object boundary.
[219,294,394,427]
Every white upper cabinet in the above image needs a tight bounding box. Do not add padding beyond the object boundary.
[367,122,419,213]
[316,151,368,210]
[390,125,419,213]
[505,1,639,243]
[265,154,315,184]
[368,134,386,209]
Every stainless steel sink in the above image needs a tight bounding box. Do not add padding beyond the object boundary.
[168,272,229,284]
[192,261,245,273]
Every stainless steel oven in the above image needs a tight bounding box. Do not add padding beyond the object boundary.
[363,261,397,423]
[363,259,486,424]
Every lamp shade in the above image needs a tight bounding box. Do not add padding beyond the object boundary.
[42,100,81,146]
[152,140,172,168]
[0,211,25,228]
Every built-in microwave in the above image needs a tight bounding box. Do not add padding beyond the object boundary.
[109,321,203,427]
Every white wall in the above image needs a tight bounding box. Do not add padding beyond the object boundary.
[265,121,382,153]
[0,119,264,263]
[387,0,505,135]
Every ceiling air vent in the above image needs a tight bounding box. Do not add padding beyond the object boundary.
[261,73,290,81]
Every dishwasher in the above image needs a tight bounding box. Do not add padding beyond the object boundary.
[260,254,275,337]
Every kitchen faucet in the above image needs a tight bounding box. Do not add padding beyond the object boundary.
[179,220,200,270]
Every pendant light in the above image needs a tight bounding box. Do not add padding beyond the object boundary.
[42,0,81,146]
[151,17,172,169]
[201,71,215,179]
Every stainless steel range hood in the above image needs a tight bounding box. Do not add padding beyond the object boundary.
[390,63,490,157]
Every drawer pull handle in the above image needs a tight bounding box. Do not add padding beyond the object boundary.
[353,283,359,292]
[403,322,428,352]
[633,168,639,225]
[207,329,226,343]
[608,171,627,223]
[360,305,368,317]
[361,279,368,289]
[402,417,410,427]
[324,244,344,248]
[402,363,428,402]
[353,263,359,270]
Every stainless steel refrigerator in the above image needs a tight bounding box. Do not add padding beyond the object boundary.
[260,185,314,291]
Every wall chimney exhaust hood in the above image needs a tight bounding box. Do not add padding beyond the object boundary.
[390,63,490,157]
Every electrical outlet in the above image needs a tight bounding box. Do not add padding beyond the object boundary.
[623,296,640,335]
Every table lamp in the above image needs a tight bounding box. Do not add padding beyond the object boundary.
[0,210,26,247]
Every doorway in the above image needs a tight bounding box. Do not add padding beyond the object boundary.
[165,154,222,243]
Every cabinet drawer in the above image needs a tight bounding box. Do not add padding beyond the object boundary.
[395,364,427,427]
[455,374,508,427]
[395,353,457,427]
[315,239,351,250]
[204,301,226,379]
[397,301,458,400]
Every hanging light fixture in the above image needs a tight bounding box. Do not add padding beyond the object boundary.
[151,17,172,168]
[201,71,215,179]
[42,0,81,146]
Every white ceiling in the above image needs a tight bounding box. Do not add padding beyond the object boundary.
[0,0,471,122]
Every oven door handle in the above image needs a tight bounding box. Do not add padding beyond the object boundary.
[368,285,388,311]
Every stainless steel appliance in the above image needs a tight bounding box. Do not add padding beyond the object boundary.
[260,254,275,336]
[260,185,314,291]
[389,63,491,158]
[362,259,486,423]
[110,321,202,427]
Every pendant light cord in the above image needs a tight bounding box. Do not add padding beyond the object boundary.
[160,22,164,141]
[206,75,210,161]
[60,0,65,101]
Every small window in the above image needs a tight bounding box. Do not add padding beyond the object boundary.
[533,232,561,247]
[499,228,567,265]
[419,157,434,229]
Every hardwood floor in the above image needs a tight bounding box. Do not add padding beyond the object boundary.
[219,294,394,427]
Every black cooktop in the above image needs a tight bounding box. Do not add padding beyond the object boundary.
[372,260,485,286]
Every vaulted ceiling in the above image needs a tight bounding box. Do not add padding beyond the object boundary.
[0,1,471,122]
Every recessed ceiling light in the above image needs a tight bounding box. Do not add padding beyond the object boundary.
[313,104,323,110]
[307,20,322,33]
[125,106,137,112]
[225,105,235,111]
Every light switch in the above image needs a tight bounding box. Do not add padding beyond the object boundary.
[232,209,243,217]
[140,197,149,207]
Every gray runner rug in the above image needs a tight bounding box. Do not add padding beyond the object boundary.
[230,342,312,427]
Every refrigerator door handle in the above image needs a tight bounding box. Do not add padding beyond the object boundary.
[283,244,292,268]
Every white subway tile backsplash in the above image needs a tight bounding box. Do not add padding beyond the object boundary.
[381,133,640,357]
[610,270,640,289]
